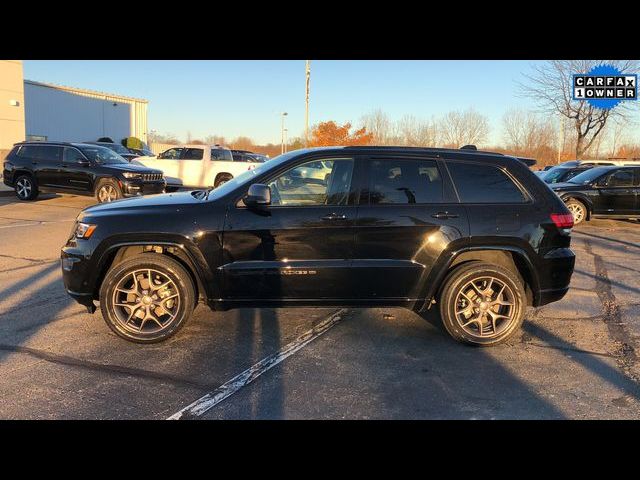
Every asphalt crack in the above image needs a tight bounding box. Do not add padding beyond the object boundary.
[584,239,639,378]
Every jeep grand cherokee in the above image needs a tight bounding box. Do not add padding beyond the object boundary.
[61,146,575,346]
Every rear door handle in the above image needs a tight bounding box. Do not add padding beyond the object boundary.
[321,213,347,220]
[431,212,459,220]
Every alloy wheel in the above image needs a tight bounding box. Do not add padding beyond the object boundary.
[567,203,585,224]
[454,276,516,339]
[110,268,181,335]
[16,178,32,199]
[98,185,118,202]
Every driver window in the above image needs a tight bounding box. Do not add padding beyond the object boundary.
[606,170,634,187]
[160,148,183,160]
[63,147,85,164]
[268,158,354,206]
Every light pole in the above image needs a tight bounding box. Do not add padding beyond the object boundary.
[305,60,311,147]
[284,128,288,153]
[280,112,288,154]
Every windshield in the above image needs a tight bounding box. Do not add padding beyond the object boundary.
[543,167,571,184]
[79,145,128,164]
[567,166,611,184]
[102,143,131,155]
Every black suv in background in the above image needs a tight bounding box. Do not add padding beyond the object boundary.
[61,146,575,346]
[541,165,591,184]
[550,166,640,224]
[3,142,166,203]
[85,142,140,162]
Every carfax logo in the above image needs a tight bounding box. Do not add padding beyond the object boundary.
[573,64,637,110]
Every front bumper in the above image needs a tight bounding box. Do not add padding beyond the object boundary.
[121,180,166,197]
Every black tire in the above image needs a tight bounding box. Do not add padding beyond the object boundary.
[99,254,196,343]
[565,198,587,225]
[214,173,233,188]
[95,179,123,203]
[439,261,526,346]
[14,174,39,201]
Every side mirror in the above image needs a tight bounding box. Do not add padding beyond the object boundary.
[244,184,271,207]
[78,159,90,167]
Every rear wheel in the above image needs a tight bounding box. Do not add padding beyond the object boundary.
[99,254,195,343]
[14,174,39,201]
[95,179,122,203]
[565,199,587,225]
[439,262,526,346]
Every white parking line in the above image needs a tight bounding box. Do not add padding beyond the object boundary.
[167,308,348,420]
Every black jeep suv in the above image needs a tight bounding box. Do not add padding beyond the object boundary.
[3,142,166,203]
[550,165,640,225]
[61,146,575,346]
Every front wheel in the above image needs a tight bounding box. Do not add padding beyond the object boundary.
[439,262,526,346]
[95,179,122,203]
[99,254,196,343]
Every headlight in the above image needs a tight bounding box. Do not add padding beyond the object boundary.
[122,172,142,179]
[75,222,97,239]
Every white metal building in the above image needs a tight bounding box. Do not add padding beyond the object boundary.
[24,80,148,144]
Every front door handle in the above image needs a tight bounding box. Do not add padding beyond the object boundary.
[431,212,459,220]
[321,213,347,220]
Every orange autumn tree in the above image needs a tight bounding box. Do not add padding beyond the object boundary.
[309,121,374,147]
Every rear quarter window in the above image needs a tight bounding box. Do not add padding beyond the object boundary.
[447,161,528,203]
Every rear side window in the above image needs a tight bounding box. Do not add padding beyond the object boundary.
[605,169,634,187]
[182,148,204,160]
[368,159,443,204]
[211,149,233,161]
[447,162,527,203]
[20,145,62,162]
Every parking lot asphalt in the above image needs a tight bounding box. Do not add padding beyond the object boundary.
[0,192,639,419]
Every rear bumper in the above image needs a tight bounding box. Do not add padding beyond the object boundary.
[537,286,570,306]
[534,247,575,307]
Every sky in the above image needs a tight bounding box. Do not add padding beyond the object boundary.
[23,60,552,145]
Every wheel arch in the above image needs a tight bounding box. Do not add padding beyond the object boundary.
[92,241,210,305]
[214,172,234,185]
[422,246,540,310]
[562,194,592,220]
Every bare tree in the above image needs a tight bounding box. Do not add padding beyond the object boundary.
[519,60,639,159]
[204,135,227,146]
[439,108,489,148]
[607,118,628,158]
[148,131,180,144]
[502,108,557,155]
[397,115,438,147]
[360,109,392,145]
[229,136,254,150]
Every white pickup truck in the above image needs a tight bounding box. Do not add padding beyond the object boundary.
[134,145,261,189]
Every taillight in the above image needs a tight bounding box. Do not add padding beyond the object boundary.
[550,213,574,229]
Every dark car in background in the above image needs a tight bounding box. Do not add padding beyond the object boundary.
[3,142,166,203]
[61,146,575,346]
[541,165,592,184]
[230,149,267,163]
[87,142,139,162]
[550,166,640,224]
